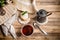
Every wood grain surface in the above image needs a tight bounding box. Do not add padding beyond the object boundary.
[0,0,60,40]
[34,0,60,11]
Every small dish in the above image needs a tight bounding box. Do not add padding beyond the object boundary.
[18,18,30,25]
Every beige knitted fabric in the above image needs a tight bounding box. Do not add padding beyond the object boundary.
[0,4,17,25]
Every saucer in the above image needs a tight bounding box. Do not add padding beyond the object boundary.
[18,18,30,24]
[36,17,48,25]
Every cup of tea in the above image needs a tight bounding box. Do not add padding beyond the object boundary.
[21,24,34,36]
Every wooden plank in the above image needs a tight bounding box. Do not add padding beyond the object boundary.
[0,34,60,40]
[34,0,60,11]
[36,0,60,2]
[36,0,60,5]
[35,5,60,11]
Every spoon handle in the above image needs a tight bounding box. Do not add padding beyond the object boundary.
[36,25,47,35]
[33,22,48,35]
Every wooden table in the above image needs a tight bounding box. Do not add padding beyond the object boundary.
[0,0,60,40]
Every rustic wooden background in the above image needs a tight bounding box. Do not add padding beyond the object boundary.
[0,0,60,40]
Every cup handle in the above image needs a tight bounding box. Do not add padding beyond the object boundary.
[47,12,52,17]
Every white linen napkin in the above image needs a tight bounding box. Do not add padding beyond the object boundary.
[1,13,17,39]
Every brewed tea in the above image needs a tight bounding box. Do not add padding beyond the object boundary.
[22,25,33,36]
